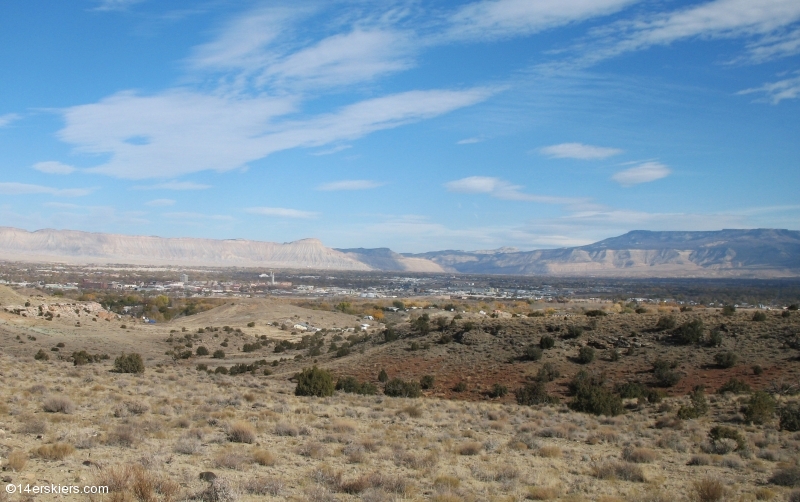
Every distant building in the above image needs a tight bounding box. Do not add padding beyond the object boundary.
[180,274,189,283]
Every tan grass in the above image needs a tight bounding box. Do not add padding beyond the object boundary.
[33,442,76,460]
[6,450,27,472]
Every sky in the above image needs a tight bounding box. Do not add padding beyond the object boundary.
[0,0,798,253]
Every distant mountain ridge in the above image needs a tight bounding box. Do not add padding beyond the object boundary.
[406,229,800,277]
[0,227,798,277]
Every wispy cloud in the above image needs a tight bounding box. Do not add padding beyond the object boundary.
[540,142,623,159]
[0,113,20,128]
[0,182,94,197]
[577,0,800,65]
[132,181,212,190]
[246,207,319,219]
[163,212,234,222]
[92,0,145,12]
[316,180,384,191]
[611,161,671,186]
[738,71,800,103]
[32,161,77,175]
[445,176,584,205]
[64,88,491,179]
[457,137,484,145]
[145,198,175,207]
[446,0,638,42]
[310,145,352,156]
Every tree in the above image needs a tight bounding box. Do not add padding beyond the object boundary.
[113,353,144,374]
[295,366,335,397]
[378,368,388,382]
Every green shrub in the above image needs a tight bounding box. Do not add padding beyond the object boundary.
[488,383,508,398]
[113,353,144,374]
[707,329,723,347]
[196,346,209,356]
[769,467,800,487]
[744,391,776,425]
[721,305,736,316]
[714,351,738,369]
[536,362,560,382]
[212,349,225,359]
[515,381,559,406]
[655,315,676,331]
[677,386,708,419]
[539,335,555,349]
[779,403,800,432]
[563,325,584,339]
[569,380,623,416]
[635,307,648,314]
[215,366,228,375]
[34,349,49,361]
[452,381,467,392]
[196,363,208,371]
[295,366,335,397]
[247,321,256,327]
[335,376,377,395]
[718,378,751,394]
[420,375,435,390]
[378,369,388,382]
[708,426,746,451]
[577,346,595,364]
[616,381,648,399]
[523,344,543,361]
[242,342,260,353]
[609,349,620,361]
[752,311,767,322]
[384,378,422,398]
[676,319,704,345]
[585,310,607,317]
[652,358,681,387]
[335,346,351,358]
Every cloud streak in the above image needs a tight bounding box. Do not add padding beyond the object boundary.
[738,71,800,103]
[246,207,319,219]
[0,113,20,128]
[0,182,94,197]
[611,161,671,186]
[445,176,584,205]
[540,142,623,159]
[316,180,384,191]
[32,161,77,175]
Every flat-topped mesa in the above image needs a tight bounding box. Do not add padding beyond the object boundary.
[0,227,371,269]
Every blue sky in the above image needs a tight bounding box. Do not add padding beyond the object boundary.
[1,0,798,252]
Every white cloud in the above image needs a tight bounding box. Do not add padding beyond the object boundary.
[163,212,234,222]
[132,181,212,190]
[0,182,94,197]
[457,137,483,144]
[611,161,671,186]
[92,0,145,12]
[445,176,583,205]
[581,0,800,64]
[540,142,623,159]
[446,0,638,41]
[61,88,491,180]
[0,113,20,128]
[316,180,384,191]
[32,161,77,175]
[246,207,318,219]
[310,145,352,156]
[145,199,176,207]
[738,71,800,103]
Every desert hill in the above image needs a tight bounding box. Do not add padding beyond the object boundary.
[1,226,799,277]
[408,229,800,277]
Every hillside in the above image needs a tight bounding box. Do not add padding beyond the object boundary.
[0,227,798,277]
[409,229,800,278]
[0,227,371,270]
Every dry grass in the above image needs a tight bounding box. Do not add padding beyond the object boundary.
[33,442,76,460]
[692,477,726,502]
[42,395,75,414]
[226,420,256,443]
[457,441,483,455]
[526,486,560,500]
[6,450,27,471]
[536,445,562,458]
[251,448,276,466]
[622,446,657,463]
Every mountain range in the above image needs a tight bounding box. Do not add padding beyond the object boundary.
[1,227,798,278]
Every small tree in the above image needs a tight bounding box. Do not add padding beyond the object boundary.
[378,368,388,382]
[515,381,559,406]
[295,366,335,397]
[34,349,49,361]
[677,386,708,419]
[714,351,738,369]
[752,311,767,322]
[539,335,555,350]
[212,349,226,359]
[676,319,704,345]
[779,402,800,432]
[420,375,435,390]
[196,346,209,356]
[113,353,144,374]
[721,305,736,316]
[744,391,776,425]
[523,344,543,361]
[577,346,595,364]
[384,378,422,398]
[655,315,677,331]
